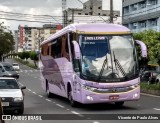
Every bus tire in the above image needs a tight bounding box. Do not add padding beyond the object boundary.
[68,84,77,107]
[46,81,53,98]
[115,101,124,106]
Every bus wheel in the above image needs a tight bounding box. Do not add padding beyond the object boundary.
[46,82,53,98]
[68,87,77,107]
[115,101,124,106]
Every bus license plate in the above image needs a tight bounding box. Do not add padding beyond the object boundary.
[109,95,119,100]
[2,102,9,106]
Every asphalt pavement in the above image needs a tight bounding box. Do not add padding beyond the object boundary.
[3,59,160,123]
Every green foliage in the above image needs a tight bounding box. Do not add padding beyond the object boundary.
[133,30,160,65]
[18,52,25,59]
[141,82,160,90]
[0,22,14,61]
[30,51,38,61]
[24,51,30,60]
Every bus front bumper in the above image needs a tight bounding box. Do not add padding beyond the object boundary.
[81,87,140,104]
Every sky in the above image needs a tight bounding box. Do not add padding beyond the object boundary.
[0,0,122,31]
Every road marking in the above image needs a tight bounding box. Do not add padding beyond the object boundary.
[93,121,100,123]
[27,88,31,91]
[38,95,43,98]
[19,83,23,86]
[45,99,51,102]
[141,93,160,98]
[66,109,70,111]
[52,102,55,103]
[153,108,160,111]
[71,111,84,117]
[32,92,36,94]
[30,70,33,72]
[56,104,65,108]
[25,70,28,73]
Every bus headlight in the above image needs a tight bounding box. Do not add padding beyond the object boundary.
[82,85,97,91]
[129,83,139,89]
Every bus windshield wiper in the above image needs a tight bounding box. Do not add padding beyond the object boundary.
[113,51,127,78]
[97,55,108,81]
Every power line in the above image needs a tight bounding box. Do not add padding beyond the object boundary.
[0,17,62,24]
[0,10,61,24]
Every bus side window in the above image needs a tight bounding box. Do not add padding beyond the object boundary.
[42,44,49,56]
[61,34,69,60]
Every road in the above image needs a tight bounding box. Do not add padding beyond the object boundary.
[3,59,160,123]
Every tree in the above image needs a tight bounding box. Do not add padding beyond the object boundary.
[23,51,30,60]
[18,52,25,60]
[133,30,160,65]
[0,22,14,61]
[30,51,39,67]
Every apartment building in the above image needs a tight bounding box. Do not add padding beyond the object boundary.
[122,0,160,32]
[16,24,62,52]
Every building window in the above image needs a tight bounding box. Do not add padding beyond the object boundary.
[89,12,92,15]
[78,13,81,15]
[90,7,92,10]
[98,13,100,15]
[139,21,146,28]
[85,13,88,15]
[102,14,106,16]
[149,18,157,26]
[98,6,101,9]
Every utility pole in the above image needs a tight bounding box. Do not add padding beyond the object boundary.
[38,28,41,52]
[110,0,113,23]
[72,9,74,23]
[62,0,67,27]
[91,0,93,15]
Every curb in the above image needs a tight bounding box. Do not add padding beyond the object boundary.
[141,89,160,96]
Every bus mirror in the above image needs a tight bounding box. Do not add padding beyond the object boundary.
[72,41,81,59]
[135,40,147,58]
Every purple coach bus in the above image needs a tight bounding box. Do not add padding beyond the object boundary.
[40,23,147,107]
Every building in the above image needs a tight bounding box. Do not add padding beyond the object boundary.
[63,0,121,26]
[13,30,19,52]
[16,24,62,52]
[122,0,159,32]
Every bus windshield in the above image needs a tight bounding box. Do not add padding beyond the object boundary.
[79,35,138,82]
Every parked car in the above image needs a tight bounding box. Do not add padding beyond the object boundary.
[155,74,160,84]
[140,70,159,84]
[12,63,20,71]
[0,62,19,79]
[0,77,26,114]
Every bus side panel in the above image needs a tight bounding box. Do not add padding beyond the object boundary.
[40,55,64,96]
[52,58,73,98]
[40,55,73,98]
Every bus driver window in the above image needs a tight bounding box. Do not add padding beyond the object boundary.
[61,35,69,60]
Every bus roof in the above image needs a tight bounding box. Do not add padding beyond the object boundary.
[41,23,131,45]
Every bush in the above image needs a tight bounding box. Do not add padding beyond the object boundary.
[141,82,160,90]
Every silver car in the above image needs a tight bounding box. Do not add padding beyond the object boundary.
[0,62,19,79]
[0,77,26,114]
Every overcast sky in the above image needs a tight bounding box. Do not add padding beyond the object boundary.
[0,0,122,31]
